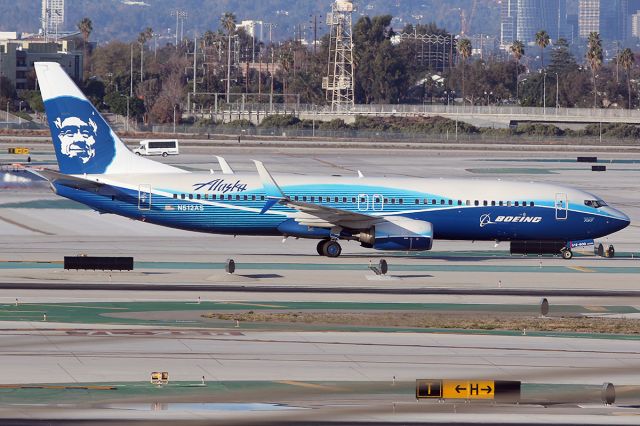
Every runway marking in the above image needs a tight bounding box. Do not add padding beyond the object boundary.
[0,384,116,390]
[31,304,129,310]
[584,306,608,312]
[216,302,287,309]
[568,266,596,273]
[0,214,54,236]
[276,380,343,391]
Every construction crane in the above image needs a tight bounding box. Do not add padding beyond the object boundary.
[456,0,478,36]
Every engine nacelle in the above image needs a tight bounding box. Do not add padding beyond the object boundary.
[358,217,433,251]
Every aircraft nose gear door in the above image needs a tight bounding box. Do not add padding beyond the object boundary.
[555,193,568,220]
[138,184,152,210]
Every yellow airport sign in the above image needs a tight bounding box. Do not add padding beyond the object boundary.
[443,380,494,399]
[417,379,520,402]
[7,147,29,155]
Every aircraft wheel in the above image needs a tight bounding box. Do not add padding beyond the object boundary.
[323,241,342,258]
[135,152,142,156]
[562,249,573,260]
[607,245,615,258]
[162,152,168,157]
[316,240,328,256]
[597,243,604,257]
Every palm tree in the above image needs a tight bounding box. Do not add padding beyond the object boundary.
[509,40,525,101]
[137,27,153,83]
[77,18,93,74]
[220,12,236,103]
[457,38,472,104]
[618,47,635,109]
[535,30,550,69]
[586,32,603,108]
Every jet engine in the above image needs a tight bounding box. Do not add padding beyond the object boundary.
[358,217,433,251]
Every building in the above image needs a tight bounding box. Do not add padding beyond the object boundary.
[579,0,624,40]
[0,33,82,90]
[632,11,640,37]
[41,0,65,41]
[236,20,264,41]
[508,0,568,46]
[500,0,517,49]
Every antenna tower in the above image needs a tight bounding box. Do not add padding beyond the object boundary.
[323,0,354,111]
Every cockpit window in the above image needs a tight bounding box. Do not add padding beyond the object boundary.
[584,199,608,208]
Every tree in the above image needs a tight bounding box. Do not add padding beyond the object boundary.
[220,12,236,102]
[586,32,603,108]
[77,17,93,75]
[535,30,550,69]
[618,47,635,109]
[509,40,525,101]
[137,27,153,82]
[457,38,472,104]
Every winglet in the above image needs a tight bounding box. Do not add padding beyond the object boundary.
[357,170,364,178]
[216,156,234,174]
[253,160,287,214]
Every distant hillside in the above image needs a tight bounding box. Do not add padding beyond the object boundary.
[0,0,500,43]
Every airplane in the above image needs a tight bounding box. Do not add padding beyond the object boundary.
[30,62,630,259]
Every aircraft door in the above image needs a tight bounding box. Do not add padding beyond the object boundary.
[138,184,152,210]
[555,193,568,220]
[357,194,369,211]
[372,194,384,211]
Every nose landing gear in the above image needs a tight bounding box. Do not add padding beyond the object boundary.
[316,239,342,258]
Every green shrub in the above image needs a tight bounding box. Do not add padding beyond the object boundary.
[259,114,301,128]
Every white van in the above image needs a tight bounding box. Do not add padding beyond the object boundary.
[134,139,179,157]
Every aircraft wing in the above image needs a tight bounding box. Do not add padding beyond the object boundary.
[253,160,379,230]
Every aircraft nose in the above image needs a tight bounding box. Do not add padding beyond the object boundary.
[605,207,630,232]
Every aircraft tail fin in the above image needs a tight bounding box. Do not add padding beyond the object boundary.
[35,62,185,175]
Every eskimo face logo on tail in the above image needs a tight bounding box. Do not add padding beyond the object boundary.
[54,116,97,164]
[44,96,116,174]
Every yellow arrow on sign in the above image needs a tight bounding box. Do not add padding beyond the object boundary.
[443,380,495,399]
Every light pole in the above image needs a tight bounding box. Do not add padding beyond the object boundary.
[445,91,450,106]
[542,71,546,114]
[130,43,134,97]
[6,101,9,123]
[126,96,130,132]
[173,104,177,133]
[555,72,559,109]
[18,100,23,125]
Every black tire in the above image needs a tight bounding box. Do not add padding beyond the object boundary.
[323,241,342,258]
[597,243,604,257]
[562,249,573,260]
[135,152,142,156]
[379,259,388,275]
[316,240,327,256]
[162,152,168,157]
[608,245,615,258]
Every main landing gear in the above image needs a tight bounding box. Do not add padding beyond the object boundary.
[316,239,342,258]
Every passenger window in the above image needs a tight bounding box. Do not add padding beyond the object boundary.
[391,199,396,204]
[342,197,347,203]
[227,194,232,200]
[441,199,445,205]
[399,199,404,205]
[491,201,496,206]
[499,201,503,206]
[196,194,201,200]
[311,196,315,202]
[334,197,339,203]
[483,200,487,206]
[173,194,177,199]
[457,200,462,206]
[530,202,534,207]
[515,201,519,207]
[507,201,512,206]
[261,195,265,201]
[384,198,389,203]
[449,200,453,205]
[189,194,193,200]
[474,200,479,206]
[244,195,248,201]
[351,197,356,203]
[236,195,240,200]
[432,199,436,205]
[466,200,471,206]
[251,195,256,201]
[415,199,419,204]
